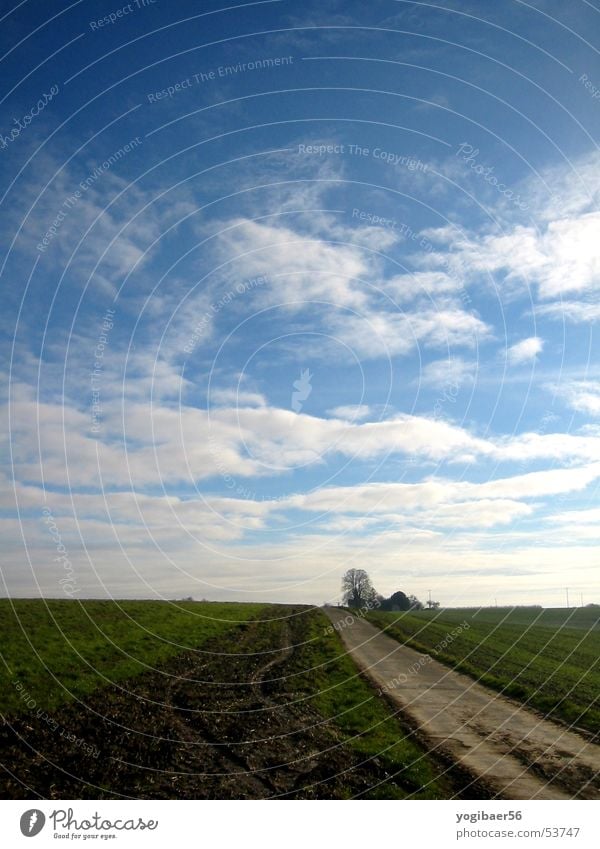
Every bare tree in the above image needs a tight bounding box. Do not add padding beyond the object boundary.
[341,568,377,609]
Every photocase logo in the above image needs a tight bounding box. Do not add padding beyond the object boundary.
[291,368,313,413]
[20,810,45,837]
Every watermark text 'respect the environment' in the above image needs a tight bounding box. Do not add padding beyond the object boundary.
[147,56,294,102]
[37,136,142,253]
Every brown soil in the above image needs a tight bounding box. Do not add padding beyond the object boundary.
[0,606,471,799]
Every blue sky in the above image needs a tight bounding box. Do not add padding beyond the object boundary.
[1,0,600,606]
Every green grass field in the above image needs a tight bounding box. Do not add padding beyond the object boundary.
[366,606,600,734]
[0,599,266,715]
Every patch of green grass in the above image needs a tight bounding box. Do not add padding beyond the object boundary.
[0,599,266,715]
[367,607,600,734]
[288,609,453,798]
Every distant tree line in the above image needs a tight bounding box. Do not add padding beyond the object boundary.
[378,590,426,612]
[340,569,439,611]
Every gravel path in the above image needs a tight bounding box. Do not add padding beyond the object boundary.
[325,608,600,800]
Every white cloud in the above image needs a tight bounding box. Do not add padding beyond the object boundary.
[383,271,466,302]
[331,307,490,359]
[316,499,532,531]
[326,404,374,421]
[209,216,492,363]
[547,505,600,526]
[554,380,600,416]
[506,336,544,365]
[429,215,600,301]
[210,388,267,407]
[415,152,600,310]
[215,217,370,311]
[491,431,600,464]
[285,464,600,515]
[10,381,600,495]
[419,356,476,388]
[524,150,600,223]
[536,301,600,323]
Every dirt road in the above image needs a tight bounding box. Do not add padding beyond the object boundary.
[325,608,600,800]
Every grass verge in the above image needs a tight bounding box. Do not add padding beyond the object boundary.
[285,608,459,798]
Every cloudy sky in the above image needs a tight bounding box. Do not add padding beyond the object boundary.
[1,0,599,606]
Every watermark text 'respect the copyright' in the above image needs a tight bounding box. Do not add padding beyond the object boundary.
[299,142,427,172]
[91,308,116,434]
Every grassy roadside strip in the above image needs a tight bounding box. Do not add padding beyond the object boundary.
[366,609,600,735]
[286,608,457,798]
[0,599,266,716]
